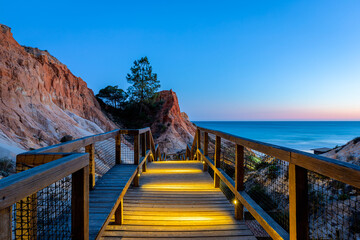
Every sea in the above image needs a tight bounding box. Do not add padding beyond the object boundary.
[193,121,360,152]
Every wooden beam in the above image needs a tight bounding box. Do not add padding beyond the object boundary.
[114,199,123,225]
[133,133,140,187]
[235,144,244,220]
[214,136,221,188]
[203,132,209,171]
[72,165,89,240]
[146,131,151,162]
[0,153,88,209]
[289,162,309,240]
[196,128,201,151]
[85,144,95,189]
[115,133,121,164]
[0,207,12,240]
[141,133,147,172]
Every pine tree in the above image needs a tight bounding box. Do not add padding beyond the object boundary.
[126,56,160,102]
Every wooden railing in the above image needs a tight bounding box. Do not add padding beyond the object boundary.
[192,126,360,240]
[0,127,161,240]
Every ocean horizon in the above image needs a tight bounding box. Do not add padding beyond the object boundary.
[193,121,360,152]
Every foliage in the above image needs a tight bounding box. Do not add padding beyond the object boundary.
[247,183,277,211]
[126,56,160,102]
[96,85,127,109]
[266,163,279,179]
[0,157,15,177]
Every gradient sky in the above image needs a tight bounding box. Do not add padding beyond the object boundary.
[2,0,360,120]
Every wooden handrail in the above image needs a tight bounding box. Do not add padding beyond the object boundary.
[197,126,360,188]
[195,126,360,240]
[0,153,88,209]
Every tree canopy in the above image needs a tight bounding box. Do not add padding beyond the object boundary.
[96,85,127,109]
[126,56,160,102]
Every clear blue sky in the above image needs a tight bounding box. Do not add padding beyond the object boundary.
[2,0,360,120]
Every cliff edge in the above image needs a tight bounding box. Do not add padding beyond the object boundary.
[0,24,116,154]
[152,90,196,154]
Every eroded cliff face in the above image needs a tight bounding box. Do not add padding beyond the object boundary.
[0,24,116,153]
[322,138,360,165]
[152,90,196,154]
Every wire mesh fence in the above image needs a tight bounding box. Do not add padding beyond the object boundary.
[121,134,134,164]
[94,138,116,178]
[308,171,360,239]
[13,163,72,240]
[244,150,289,232]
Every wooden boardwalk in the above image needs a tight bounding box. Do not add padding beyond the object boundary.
[100,161,256,240]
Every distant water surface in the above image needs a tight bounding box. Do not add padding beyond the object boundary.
[193,121,360,152]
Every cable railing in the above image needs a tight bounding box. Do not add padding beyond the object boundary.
[0,127,161,240]
[193,126,360,240]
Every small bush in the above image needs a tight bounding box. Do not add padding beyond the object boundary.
[338,193,350,200]
[353,137,360,144]
[266,164,279,179]
[0,157,15,177]
[247,184,277,211]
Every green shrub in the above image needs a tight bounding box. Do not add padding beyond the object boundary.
[247,184,277,211]
[0,157,15,177]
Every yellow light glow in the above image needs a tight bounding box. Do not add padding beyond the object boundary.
[233,199,237,205]
[141,182,214,191]
[137,173,140,177]
[147,169,202,174]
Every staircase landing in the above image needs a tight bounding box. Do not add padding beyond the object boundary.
[101,161,256,239]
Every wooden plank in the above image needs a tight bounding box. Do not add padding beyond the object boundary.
[0,207,11,240]
[214,136,221,188]
[289,163,308,240]
[0,153,88,209]
[115,133,121,164]
[86,144,96,189]
[101,161,256,239]
[235,144,244,220]
[72,165,90,240]
[102,229,254,237]
[89,165,138,240]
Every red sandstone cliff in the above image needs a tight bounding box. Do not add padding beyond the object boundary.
[0,24,116,153]
[152,90,196,154]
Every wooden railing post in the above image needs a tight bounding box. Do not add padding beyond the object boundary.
[235,144,245,220]
[141,133,147,172]
[72,165,89,240]
[115,132,121,164]
[0,207,12,240]
[133,133,140,187]
[214,136,221,188]
[289,161,309,240]
[146,131,151,161]
[203,132,209,172]
[85,144,95,189]
[115,199,123,225]
[196,128,201,161]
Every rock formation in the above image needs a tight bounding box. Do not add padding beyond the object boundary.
[0,24,117,156]
[322,137,360,165]
[152,90,196,154]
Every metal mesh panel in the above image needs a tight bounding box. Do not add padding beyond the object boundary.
[207,133,216,160]
[308,171,360,239]
[244,151,289,233]
[220,139,236,181]
[121,135,134,164]
[94,138,116,178]
[13,164,72,239]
